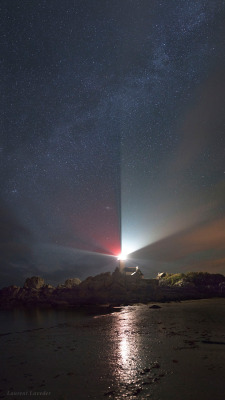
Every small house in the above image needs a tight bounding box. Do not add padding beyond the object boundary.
[157,272,166,279]
[122,266,143,278]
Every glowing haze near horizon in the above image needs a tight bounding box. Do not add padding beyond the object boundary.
[1,0,225,287]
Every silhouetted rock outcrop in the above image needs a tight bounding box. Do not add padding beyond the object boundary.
[0,270,225,308]
[24,276,45,289]
[64,278,81,287]
[57,278,81,289]
[0,285,20,300]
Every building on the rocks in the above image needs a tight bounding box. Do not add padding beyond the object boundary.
[117,255,144,278]
[157,272,166,279]
[122,266,144,278]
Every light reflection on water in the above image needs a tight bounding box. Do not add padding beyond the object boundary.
[112,307,143,396]
[120,335,129,364]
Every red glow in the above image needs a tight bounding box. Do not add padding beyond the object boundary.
[53,183,121,256]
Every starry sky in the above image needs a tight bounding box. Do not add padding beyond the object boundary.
[1,0,225,287]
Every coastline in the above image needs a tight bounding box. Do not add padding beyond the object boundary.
[1,271,225,310]
[1,298,225,399]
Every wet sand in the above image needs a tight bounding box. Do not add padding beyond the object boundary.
[1,298,225,399]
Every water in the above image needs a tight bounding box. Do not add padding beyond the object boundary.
[1,299,225,399]
[0,307,91,335]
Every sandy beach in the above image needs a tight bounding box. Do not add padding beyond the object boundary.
[1,298,225,399]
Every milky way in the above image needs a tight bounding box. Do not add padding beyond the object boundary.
[1,1,225,286]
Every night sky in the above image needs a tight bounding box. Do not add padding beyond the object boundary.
[1,0,225,287]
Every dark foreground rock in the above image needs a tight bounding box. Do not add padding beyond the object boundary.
[0,271,225,309]
[149,304,161,309]
[23,276,45,289]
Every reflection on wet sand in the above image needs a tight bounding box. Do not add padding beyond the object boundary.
[117,310,140,377]
[2,301,225,399]
[120,335,129,364]
[106,306,167,399]
[111,308,146,398]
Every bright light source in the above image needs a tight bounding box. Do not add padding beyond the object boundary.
[117,253,127,261]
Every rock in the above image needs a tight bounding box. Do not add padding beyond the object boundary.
[0,285,21,307]
[40,285,55,298]
[64,278,81,288]
[44,284,54,289]
[17,287,40,303]
[17,288,29,300]
[149,304,161,309]
[174,280,195,288]
[80,272,112,291]
[1,269,224,308]
[0,285,20,297]
[219,282,225,292]
[23,276,45,289]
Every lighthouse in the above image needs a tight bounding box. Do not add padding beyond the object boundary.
[117,253,127,272]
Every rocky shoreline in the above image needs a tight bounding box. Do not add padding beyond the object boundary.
[1,270,225,309]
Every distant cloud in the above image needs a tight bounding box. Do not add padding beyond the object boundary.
[131,215,225,275]
[184,256,225,275]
